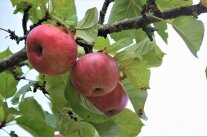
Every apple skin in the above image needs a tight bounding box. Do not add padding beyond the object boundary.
[54,132,63,137]
[26,24,77,76]
[71,52,119,97]
[55,134,63,137]
[87,82,128,116]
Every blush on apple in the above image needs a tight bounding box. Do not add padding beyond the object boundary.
[71,52,119,97]
[26,24,77,76]
[87,82,128,116]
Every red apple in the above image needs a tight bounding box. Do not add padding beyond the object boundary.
[54,131,63,137]
[71,52,119,97]
[55,134,63,137]
[26,24,77,76]
[87,82,128,116]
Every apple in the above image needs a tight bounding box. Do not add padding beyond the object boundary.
[87,82,128,116]
[26,24,77,76]
[55,134,63,137]
[54,131,63,137]
[71,52,119,97]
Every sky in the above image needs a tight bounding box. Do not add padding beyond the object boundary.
[0,0,207,136]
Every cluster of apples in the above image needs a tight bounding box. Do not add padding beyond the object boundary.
[26,24,128,116]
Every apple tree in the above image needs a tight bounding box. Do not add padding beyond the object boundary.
[0,0,207,136]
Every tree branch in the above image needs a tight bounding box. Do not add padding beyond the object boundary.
[99,0,114,24]
[22,5,32,35]
[76,37,93,53]
[30,11,50,30]
[0,28,27,44]
[0,4,207,73]
[98,4,207,36]
[0,48,27,73]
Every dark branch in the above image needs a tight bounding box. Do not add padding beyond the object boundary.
[0,48,27,73]
[0,28,26,44]
[140,4,155,41]
[8,67,26,80]
[33,80,49,94]
[76,37,93,53]
[1,4,207,73]
[99,0,114,24]
[22,5,32,35]
[98,4,207,36]
[146,0,162,17]
[29,11,50,30]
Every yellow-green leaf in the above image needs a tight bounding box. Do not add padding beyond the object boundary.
[76,7,98,42]
[172,16,204,57]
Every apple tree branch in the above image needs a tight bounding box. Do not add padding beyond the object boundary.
[98,0,114,24]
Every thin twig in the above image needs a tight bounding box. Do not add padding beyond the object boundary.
[0,28,27,44]
[99,0,114,24]
[0,128,10,136]
[22,5,32,35]
[29,11,50,30]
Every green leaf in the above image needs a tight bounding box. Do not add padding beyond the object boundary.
[53,106,98,137]
[60,121,99,137]
[51,0,77,27]
[121,79,148,118]
[115,39,164,90]
[19,97,45,121]
[140,0,192,10]
[43,111,56,128]
[106,37,133,55]
[108,0,144,41]
[0,72,18,99]
[64,79,109,123]
[0,101,15,123]
[45,73,69,108]
[112,109,143,137]
[0,49,18,98]
[16,116,55,137]
[205,67,207,79]
[54,107,74,135]
[76,7,98,42]
[123,60,150,91]
[135,29,147,43]
[29,5,46,23]
[0,48,12,59]
[115,38,165,68]
[172,16,204,57]
[73,121,98,137]
[11,0,47,7]
[157,0,192,10]
[11,81,37,105]
[0,103,3,121]
[108,0,142,23]
[93,120,120,137]
[94,37,110,51]
[154,21,168,44]
[80,95,103,115]
[11,0,48,23]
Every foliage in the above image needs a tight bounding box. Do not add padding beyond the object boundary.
[0,0,206,137]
